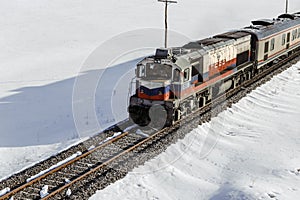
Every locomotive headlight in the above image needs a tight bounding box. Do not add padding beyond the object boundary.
[130,97,138,104]
[138,98,144,104]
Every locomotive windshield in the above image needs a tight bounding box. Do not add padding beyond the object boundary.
[138,63,172,80]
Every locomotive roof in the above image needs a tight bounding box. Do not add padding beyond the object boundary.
[214,31,250,39]
[171,30,251,70]
[195,37,229,46]
[243,13,300,40]
[182,30,250,50]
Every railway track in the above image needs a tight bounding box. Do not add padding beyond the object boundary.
[0,51,300,199]
[0,130,147,199]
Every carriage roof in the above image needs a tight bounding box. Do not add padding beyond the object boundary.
[242,13,300,40]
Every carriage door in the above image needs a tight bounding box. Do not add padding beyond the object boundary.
[264,41,269,61]
[286,32,290,49]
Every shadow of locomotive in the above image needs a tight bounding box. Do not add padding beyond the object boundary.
[0,59,138,147]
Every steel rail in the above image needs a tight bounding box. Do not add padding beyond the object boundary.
[42,129,167,199]
[0,132,129,200]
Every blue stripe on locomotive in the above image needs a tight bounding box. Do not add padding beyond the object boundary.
[139,85,171,96]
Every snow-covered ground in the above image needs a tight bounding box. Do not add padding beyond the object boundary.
[91,64,300,200]
[0,0,300,198]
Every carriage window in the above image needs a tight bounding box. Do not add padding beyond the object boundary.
[298,28,300,38]
[282,34,286,45]
[184,68,190,81]
[292,30,296,41]
[173,69,180,82]
[294,29,298,40]
[264,41,269,53]
[270,38,275,51]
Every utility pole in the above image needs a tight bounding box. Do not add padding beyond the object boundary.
[158,0,177,48]
[285,0,289,13]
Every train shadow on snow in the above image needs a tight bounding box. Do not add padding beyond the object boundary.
[0,59,138,147]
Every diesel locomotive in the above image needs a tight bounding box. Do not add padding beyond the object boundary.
[128,12,300,127]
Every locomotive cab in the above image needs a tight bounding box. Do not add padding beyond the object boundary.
[128,48,206,127]
[135,49,184,101]
[128,49,186,126]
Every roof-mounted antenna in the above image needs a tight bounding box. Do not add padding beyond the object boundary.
[285,0,289,13]
[158,0,177,48]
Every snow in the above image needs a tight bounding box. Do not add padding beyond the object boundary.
[99,132,122,145]
[91,64,300,199]
[88,145,96,151]
[0,144,68,181]
[123,124,138,132]
[26,151,82,182]
[135,129,150,138]
[66,188,72,196]
[40,185,49,198]
[0,187,10,197]
[0,0,300,199]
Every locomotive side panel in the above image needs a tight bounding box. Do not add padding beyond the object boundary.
[205,34,251,78]
[206,40,236,78]
[235,35,251,66]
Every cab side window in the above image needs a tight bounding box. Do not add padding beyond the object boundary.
[184,68,190,81]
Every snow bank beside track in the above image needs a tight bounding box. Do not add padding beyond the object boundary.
[91,64,300,200]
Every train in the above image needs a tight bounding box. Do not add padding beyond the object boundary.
[128,12,300,127]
